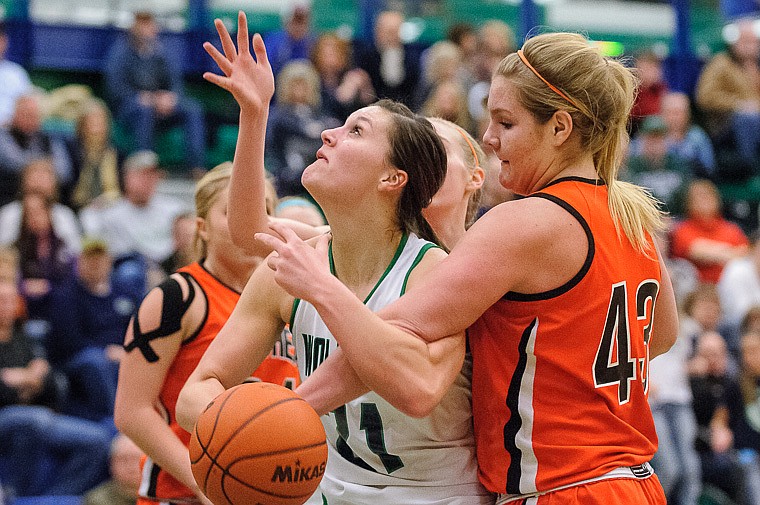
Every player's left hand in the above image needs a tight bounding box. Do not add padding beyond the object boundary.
[254,222,333,301]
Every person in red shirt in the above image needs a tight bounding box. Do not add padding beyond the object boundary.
[670,179,749,283]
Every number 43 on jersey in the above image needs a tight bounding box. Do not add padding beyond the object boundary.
[593,280,659,405]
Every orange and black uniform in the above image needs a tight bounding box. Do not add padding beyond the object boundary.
[469,178,663,502]
[136,262,299,503]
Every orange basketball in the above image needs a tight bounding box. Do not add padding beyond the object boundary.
[189,382,327,505]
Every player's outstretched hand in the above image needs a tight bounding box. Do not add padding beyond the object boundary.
[203,10,274,114]
[255,222,334,301]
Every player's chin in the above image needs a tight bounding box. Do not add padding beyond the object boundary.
[498,166,513,190]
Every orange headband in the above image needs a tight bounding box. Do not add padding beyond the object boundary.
[453,127,480,167]
[517,49,578,109]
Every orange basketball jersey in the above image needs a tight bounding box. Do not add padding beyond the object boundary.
[138,262,300,502]
[469,178,662,498]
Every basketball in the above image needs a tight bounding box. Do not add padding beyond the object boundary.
[189,382,328,505]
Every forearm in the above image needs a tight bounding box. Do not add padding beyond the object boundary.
[228,106,272,254]
[308,277,464,417]
[118,405,202,495]
[296,349,369,415]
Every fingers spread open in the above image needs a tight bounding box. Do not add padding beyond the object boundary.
[204,42,233,76]
[251,33,270,69]
[236,10,251,56]
[203,71,230,91]
[214,18,237,63]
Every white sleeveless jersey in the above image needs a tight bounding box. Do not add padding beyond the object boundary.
[291,233,493,505]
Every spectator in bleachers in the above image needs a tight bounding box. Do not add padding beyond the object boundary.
[681,283,736,361]
[0,92,74,207]
[311,32,375,122]
[660,91,716,179]
[656,221,700,307]
[159,212,197,275]
[265,60,341,197]
[14,192,76,326]
[264,1,316,79]
[421,80,474,134]
[0,22,32,127]
[0,277,111,497]
[689,330,747,504]
[80,150,187,299]
[83,432,141,505]
[0,247,18,285]
[671,179,750,284]
[414,40,464,109]
[630,49,668,133]
[47,238,138,422]
[649,312,702,505]
[445,22,479,91]
[104,11,206,175]
[623,115,694,216]
[468,19,516,133]
[734,330,760,503]
[742,306,760,336]
[354,10,422,107]
[695,18,760,172]
[69,98,124,212]
[0,158,82,254]
[417,40,475,134]
[718,233,760,333]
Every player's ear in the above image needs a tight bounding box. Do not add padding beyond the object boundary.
[196,216,209,242]
[550,110,573,146]
[467,165,485,192]
[379,168,408,192]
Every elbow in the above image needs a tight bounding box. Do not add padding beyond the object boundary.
[228,227,261,255]
[399,400,437,419]
[113,399,132,436]
[390,382,445,419]
[652,322,679,358]
[175,387,195,433]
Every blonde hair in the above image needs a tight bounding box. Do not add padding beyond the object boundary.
[428,117,485,227]
[0,246,19,283]
[193,162,232,258]
[421,81,474,134]
[276,61,322,107]
[496,32,664,253]
[424,41,462,84]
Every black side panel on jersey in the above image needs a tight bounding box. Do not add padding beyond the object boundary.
[504,317,538,494]
[124,272,196,363]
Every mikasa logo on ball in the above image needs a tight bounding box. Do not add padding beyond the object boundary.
[272,460,326,483]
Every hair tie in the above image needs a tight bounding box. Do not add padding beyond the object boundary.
[517,49,579,109]
[453,127,480,167]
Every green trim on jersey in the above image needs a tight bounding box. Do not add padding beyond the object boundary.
[327,233,410,304]
[289,297,301,329]
[400,243,439,295]
[290,233,411,327]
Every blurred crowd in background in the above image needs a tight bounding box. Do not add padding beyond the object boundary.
[2,1,760,504]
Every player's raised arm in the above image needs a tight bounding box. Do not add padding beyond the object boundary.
[204,12,325,256]
[203,12,273,254]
